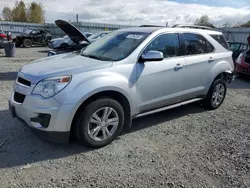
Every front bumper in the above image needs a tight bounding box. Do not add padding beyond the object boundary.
[9,89,75,144]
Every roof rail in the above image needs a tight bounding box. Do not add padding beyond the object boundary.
[139,25,163,27]
[172,24,214,30]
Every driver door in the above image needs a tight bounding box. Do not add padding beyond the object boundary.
[136,33,186,112]
[32,30,43,43]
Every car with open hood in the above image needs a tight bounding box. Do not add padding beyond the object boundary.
[48,31,93,49]
[47,20,110,56]
[9,25,234,148]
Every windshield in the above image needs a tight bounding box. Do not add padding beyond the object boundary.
[81,31,149,61]
[23,29,33,35]
[229,43,241,52]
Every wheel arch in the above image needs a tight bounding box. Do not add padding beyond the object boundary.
[70,90,132,137]
[213,71,232,82]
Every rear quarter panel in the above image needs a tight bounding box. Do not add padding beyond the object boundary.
[207,51,234,90]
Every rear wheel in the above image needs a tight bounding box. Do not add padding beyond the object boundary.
[203,79,227,110]
[23,39,32,48]
[75,98,125,148]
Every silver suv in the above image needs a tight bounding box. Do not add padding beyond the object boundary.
[9,26,234,147]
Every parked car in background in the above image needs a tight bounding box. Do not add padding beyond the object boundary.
[47,20,110,56]
[87,31,111,43]
[235,49,250,76]
[13,28,52,48]
[0,30,7,48]
[227,41,249,62]
[48,31,93,49]
[9,25,234,148]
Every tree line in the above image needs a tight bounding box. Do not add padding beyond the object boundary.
[1,2,250,28]
[1,1,45,24]
[195,15,250,28]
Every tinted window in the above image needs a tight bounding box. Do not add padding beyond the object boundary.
[144,34,180,58]
[228,43,240,52]
[210,35,230,50]
[184,33,214,55]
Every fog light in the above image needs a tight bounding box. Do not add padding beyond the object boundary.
[30,113,51,128]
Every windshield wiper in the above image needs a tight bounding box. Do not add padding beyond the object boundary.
[81,54,110,61]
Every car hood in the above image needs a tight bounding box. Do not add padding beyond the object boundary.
[19,53,113,83]
[55,20,90,44]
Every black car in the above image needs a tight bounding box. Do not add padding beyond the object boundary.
[13,28,52,48]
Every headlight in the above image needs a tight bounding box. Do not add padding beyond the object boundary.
[32,76,71,98]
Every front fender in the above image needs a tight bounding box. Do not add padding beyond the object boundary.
[54,72,136,123]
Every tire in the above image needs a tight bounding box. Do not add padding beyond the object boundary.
[75,98,125,148]
[23,39,32,48]
[203,79,227,110]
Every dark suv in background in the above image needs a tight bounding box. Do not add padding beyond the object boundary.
[13,28,52,48]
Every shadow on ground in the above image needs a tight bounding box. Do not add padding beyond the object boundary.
[229,77,250,89]
[0,72,18,81]
[0,102,204,169]
[38,50,50,53]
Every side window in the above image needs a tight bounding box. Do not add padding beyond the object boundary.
[183,33,214,55]
[210,34,230,50]
[144,33,180,58]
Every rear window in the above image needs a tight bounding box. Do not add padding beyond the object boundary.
[210,35,230,50]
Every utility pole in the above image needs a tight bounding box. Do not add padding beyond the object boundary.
[76,14,79,28]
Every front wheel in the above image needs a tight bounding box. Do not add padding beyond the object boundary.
[23,39,32,48]
[75,98,125,148]
[203,79,227,110]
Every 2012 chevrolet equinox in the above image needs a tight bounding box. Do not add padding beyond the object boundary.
[9,23,235,148]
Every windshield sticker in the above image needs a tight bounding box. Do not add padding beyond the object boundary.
[126,34,143,40]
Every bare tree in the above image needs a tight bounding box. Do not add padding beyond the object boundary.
[194,15,215,28]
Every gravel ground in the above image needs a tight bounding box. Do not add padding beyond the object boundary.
[0,47,250,188]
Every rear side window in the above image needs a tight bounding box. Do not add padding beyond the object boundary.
[183,33,214,55]
[210,34,230,50]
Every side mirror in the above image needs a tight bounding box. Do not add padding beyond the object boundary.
[140,50,164,62]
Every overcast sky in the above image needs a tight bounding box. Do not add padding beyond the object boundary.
[0,0,250,26]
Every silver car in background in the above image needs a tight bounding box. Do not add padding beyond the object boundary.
[9,26,234,148]
[87,31,111,43]
[49,31,93,49]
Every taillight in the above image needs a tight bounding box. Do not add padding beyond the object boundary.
[236,53,245,65]
[0,33,6,38]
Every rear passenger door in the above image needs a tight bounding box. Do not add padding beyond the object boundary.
[180,33,216,98]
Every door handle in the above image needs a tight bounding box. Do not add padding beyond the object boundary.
[208,57,214,63]
[174,63,184,71]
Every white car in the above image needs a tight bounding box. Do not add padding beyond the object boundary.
[49,31,93,49]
